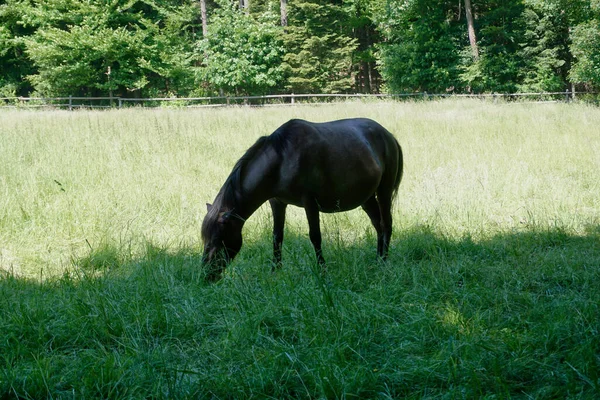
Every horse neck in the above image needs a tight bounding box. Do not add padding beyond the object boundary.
[234,147,277,220]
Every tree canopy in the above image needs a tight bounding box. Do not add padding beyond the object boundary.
[0,0,598,97]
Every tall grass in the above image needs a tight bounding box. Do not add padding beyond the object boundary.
[1,100,599,398]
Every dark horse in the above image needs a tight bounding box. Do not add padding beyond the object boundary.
[201,118,403,281]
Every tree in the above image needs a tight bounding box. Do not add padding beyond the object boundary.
[518,1,568,92]
[0,0,37,96]
[198,3,285,95]
[374,0,462,93]
[20,0,199,97]
[280,0,287,27]
[239,0,249,14]
[200,0,208,36]
[460,0,527,93]
[570,20,600,88]
[282,0,357,93]
[348,0,381,93]
[1,0,596,97]
[569,1,600,88]
[464,0,479,60]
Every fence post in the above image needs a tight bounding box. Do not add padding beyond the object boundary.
[571,84,576,102]
[118,97,122,108]
[291,93,295,105]
[565,89,570,103]
[68,95,73,111]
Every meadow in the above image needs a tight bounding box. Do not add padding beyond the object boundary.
[0,100,599,398]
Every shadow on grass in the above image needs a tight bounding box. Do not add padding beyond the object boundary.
[1,224,599,398]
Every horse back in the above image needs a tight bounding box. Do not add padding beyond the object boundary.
[271,118,401,211]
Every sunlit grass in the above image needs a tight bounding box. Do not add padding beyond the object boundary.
[1,101,598,277]
[1,100,599,398]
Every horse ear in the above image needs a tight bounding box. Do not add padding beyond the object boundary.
[206,203,212,212]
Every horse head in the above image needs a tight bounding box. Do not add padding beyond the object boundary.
[201,203,244,281]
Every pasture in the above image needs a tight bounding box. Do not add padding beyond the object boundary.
[1,101,599,398]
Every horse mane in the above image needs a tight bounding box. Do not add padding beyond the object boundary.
[202,129,288,236]
[221,136,270,208]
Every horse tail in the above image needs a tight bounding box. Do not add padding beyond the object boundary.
[391,138,403,203]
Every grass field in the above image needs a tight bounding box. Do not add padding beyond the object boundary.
[1,100,599,398]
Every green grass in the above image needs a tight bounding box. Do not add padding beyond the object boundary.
[1,100,599,398]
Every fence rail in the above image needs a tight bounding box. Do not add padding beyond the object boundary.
[1,91,597,109]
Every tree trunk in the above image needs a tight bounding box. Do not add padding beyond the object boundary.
[280,0,287,27]
[464,0,479,60]
[240,0,249,14]
[200,0,208,37]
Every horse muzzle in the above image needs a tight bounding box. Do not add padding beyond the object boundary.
[202,248,228,282]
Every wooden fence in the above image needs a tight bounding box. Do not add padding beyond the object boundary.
[1,91,596,109]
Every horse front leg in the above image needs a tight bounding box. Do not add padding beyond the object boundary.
[269,199,287,270]
[303,198,326,266]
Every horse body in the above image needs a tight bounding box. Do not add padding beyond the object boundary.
[270,119,388,211]
[202,118,403,281]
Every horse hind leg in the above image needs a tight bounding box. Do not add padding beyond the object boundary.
[303,197,326,266]
[361,196,384,257]
[376,190,394,261]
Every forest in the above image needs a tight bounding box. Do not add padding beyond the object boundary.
[1,0,599,98]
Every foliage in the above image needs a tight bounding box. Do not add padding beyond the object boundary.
[518,2,568,92]
[6,0,199,97]
[282,0,357,93]
[198,3,285,95]
[373,0,597,94]
[567,0,600,89]
[0,0,599,95]
[455,0,525,93]
[375,0,462,93]
[570,19,600,87]
[25,25,149,96]
[347,0,381,92]
[0,0,36,95]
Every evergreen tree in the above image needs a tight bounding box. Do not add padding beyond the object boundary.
[0,0,36,96]
[349,0,381,93]
[374,0,462,93]
[519,0,570,92]
[282,0,357,93]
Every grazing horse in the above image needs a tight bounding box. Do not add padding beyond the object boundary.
[201,118,403,281]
